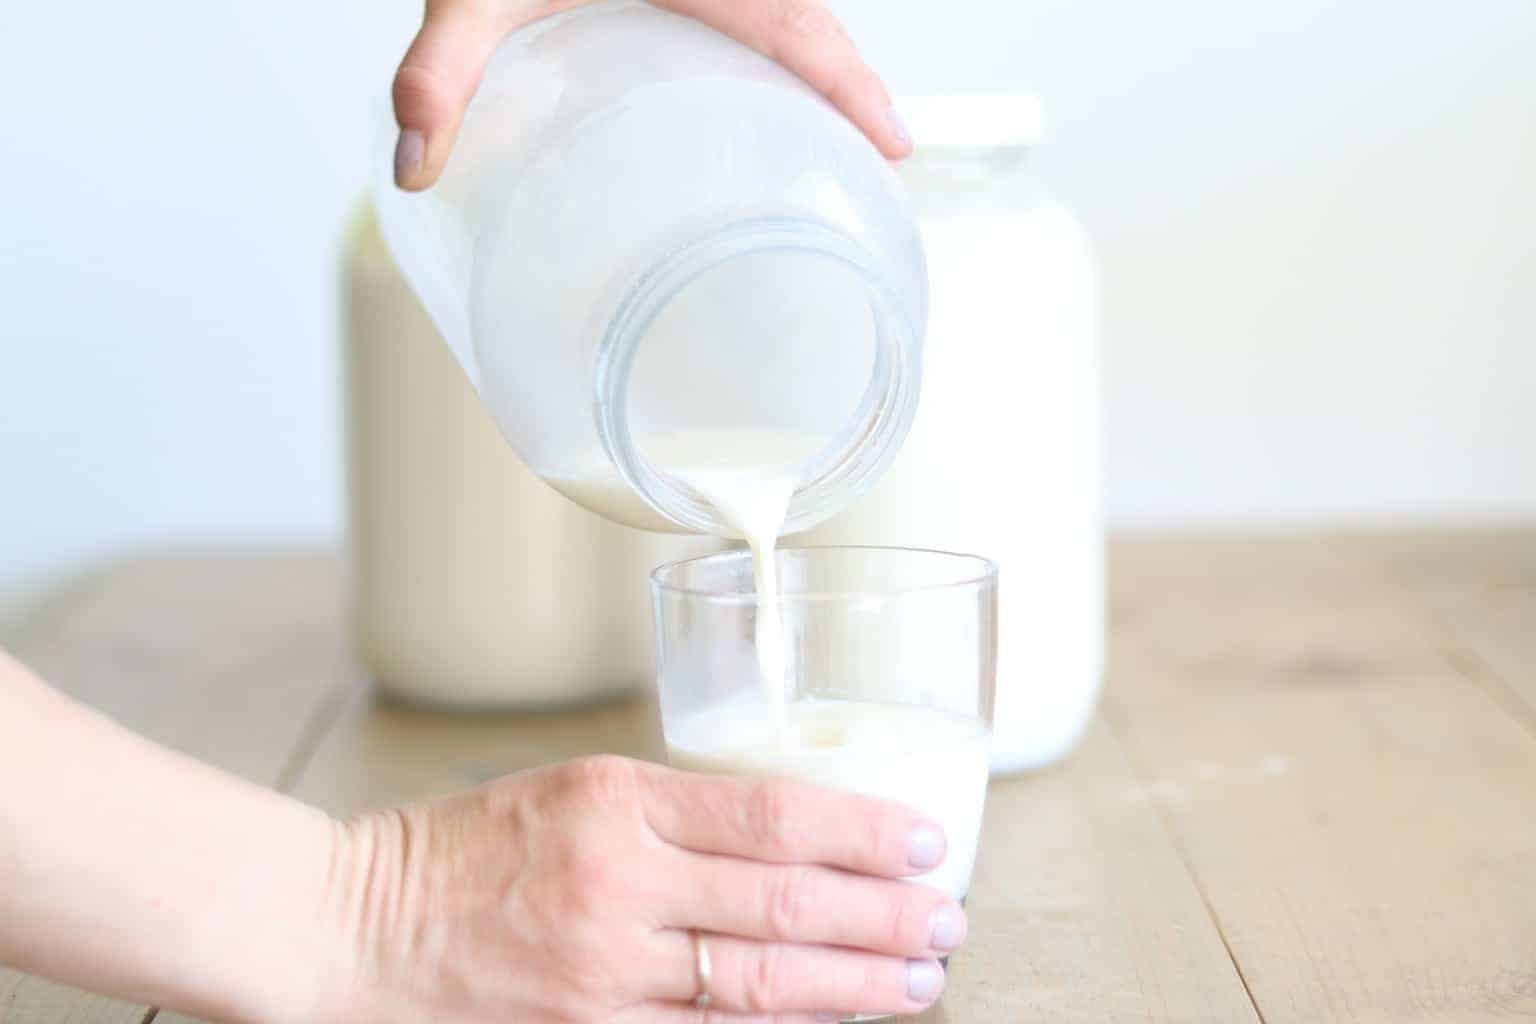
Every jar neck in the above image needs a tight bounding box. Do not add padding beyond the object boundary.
[592,215,922,536]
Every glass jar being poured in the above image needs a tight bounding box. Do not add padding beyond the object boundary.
[374,0,927,538]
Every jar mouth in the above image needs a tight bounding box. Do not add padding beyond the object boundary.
[593,215,922,536]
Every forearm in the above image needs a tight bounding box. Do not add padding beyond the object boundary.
[0,648,347,1022]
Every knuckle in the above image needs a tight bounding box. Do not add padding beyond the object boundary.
[764,866,817,939]
[560,754,639,807]
[801,60,840,97]
[823,62,884,110]
[554,843,627,913]
[774,0,846,42]
[886,890,925,952]
[768,0,861,97]
[743,942,791,1012]
[545,936,622,1017]
[862,956,902,1005]
[746,780,798,855]
[391,64,454,125]
[857,805,889,869]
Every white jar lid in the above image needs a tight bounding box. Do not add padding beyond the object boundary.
[897,94,1044,148]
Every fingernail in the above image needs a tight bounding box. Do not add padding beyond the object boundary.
[907,959,945,1003]
[930,903,968,952]
[394,129,424,185]
[886,104,912,147]
[907,824,946,869]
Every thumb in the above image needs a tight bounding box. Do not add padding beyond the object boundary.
[391,3,503,191]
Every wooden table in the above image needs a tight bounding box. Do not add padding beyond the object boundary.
[5,529,1536,1023]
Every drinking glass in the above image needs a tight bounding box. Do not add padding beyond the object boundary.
[651,546,996,1018]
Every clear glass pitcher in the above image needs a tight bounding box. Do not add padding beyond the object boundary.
[374,0,927,536]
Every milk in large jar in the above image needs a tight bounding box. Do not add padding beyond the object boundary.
[800,95,1103,774]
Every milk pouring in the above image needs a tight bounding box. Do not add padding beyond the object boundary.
[373,0,928,539]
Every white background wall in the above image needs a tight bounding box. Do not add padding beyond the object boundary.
[3,1,1534,624]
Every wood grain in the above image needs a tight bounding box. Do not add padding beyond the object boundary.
[0,975,145,1024]
[1350,528,1536,731]
[1107,533,1536,1022]
[1,552,353,1024]
[922,722,1258,1022]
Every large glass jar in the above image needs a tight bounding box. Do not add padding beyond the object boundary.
[343,206,721,709]
[800,95,1104,775]
[375,0,927,537]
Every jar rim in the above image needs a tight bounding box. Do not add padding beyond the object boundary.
[592,214,923,536]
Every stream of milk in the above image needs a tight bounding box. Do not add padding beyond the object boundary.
[544,431,818,713]
[652,433,810,719]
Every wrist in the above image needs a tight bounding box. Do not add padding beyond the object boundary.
[308,806,416,1023]
[220,800,359,1024]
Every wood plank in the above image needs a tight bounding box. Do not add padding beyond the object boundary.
[288,687,666,812]
[284,690,1257,1021]
[1347,528,1536,729]
[1111,531,1379,596]
[0,976,145,1024]
[2,551,351,1024]
[927,722,1259,1022]
[1105,534,1536,1022]
[1341,525,1536,590]
[7,551,353,781]
[1395,581,1536,736]
[1112,532,1445,676]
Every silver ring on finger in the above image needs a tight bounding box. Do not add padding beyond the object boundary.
[690,929,713,1010]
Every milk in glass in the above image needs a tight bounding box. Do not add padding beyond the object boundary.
[667,699,989,899]
[628,432,993,898]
